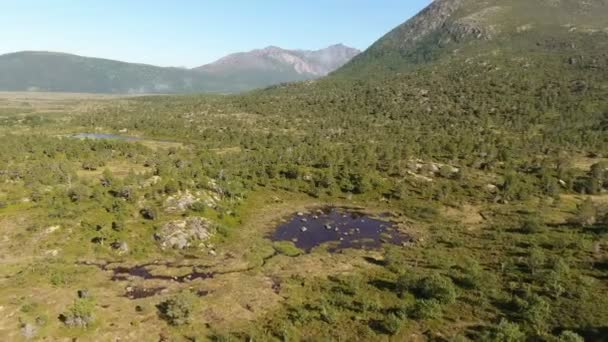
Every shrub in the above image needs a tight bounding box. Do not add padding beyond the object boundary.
[574,198,597,227]
[59,298,95,328]
[483,319,526,342]
[190,201,206,213]
[522,295,551,335]
[157,292,197,326]
[558,330,584,342]
[521,215,544,234]
[417,274,457,304]
[111,220,125,232]
[411,299,442,320]
[140,207,158,220]
[377,313,403,335]
[273,241,303,257]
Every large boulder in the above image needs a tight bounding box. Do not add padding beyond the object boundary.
[155,217,213,250]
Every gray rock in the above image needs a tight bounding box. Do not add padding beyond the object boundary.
[155,217,213,250]
[21,323,37,340]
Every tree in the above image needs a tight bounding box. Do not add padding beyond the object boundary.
[574,198,596,227]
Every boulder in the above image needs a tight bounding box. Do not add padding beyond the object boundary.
[155,217,213,250]
[21,323,37,340]
[110,241,130,254]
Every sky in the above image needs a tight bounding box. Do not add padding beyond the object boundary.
[0,0,431,68]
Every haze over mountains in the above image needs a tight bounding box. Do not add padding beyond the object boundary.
[0,44,359,94]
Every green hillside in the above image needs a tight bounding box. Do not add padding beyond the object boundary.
[338,0,608,76]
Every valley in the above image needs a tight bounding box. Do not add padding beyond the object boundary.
[1,0,608,341]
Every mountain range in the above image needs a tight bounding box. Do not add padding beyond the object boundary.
[0,44,359,94]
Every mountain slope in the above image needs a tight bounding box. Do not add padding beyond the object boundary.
[233,0,608,156]
[0,44,359,94]
[0,51,213,94]
[337,0,608,76]
[193,44,360,91]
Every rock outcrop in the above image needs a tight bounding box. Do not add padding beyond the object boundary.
[155,217,213,250]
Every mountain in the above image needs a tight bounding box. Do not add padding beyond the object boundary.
[0,44,359,94]
[193,44,360,91]
[0,51,213,94]
[337,0,608,76]
[238,0,608,160]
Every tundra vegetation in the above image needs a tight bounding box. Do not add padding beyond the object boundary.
[1,0,608,341]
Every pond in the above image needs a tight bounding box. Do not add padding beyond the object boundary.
[270,207,411,252]
[71,133,142,141]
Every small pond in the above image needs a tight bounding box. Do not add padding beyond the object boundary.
[71,133,142,141]
[270,207,411,252]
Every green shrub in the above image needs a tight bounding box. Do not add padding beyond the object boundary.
[273,241,304,257]
[411,299,442,320]
[521,216,544,234]
[482,319,526,342]
[59,298,95,328]
[417,274,457,304]
[157,291,198,326]
[377,313,403,335]
[522,295,551,335]
[557,330,584,342]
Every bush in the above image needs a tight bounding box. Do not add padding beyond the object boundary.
[59,298,95,328]
[522,295,551,335]
[411,299,442,320]
[111,220,125,232]
[157,292,197,326]
[377,313,403,335]
[521,215,544,234]
[140,207,158,220]
[482,319,526,342]
[190,201,206,213]
[558,330,584,342]
[273,241,304,257]
[417,274,457,304]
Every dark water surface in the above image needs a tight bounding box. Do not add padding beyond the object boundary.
[80,262,214,283]
[270,207,410,252]
[72,133,142,141]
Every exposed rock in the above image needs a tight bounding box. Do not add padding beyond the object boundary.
[448,6,504,41]
[486,184,499,193]
[20,323,37,340]
[110,241,130,255]
[77,289,90,299]
[164,190,199,213]
[142,176,161,187]
[155,217,214,250]
[45,225,60,234]
[45,249,59,257]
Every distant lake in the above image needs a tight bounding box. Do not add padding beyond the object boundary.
[71,133,142,141]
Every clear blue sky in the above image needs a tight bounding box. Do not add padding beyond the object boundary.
[1,0,431,68]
